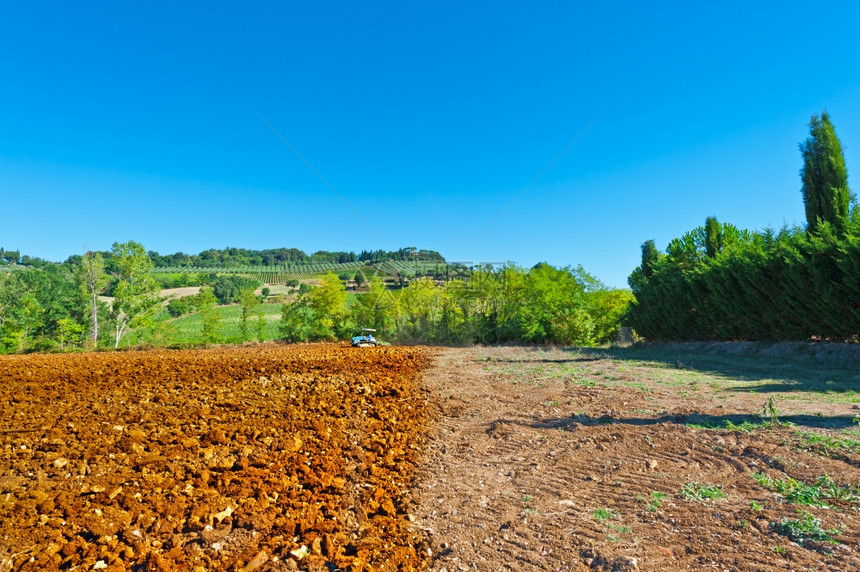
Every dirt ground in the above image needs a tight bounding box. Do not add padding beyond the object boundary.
[0,345,429,571]
[2,343,860,571]
[413,346,860,572]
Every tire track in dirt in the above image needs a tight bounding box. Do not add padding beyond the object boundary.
[412,346,860,572]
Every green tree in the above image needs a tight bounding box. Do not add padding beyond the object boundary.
[280,297,328,342]
[55,318,84,350]
[212,275,258,304]
[800,111,852,235]
[638,240,661,284]
[167,297,191,317]
[307,273,349,339]
[197,287,221,343]
[111,241,161,347]
[704,217,722,258]
[518,264,593,345]
[3,250,19,264]
[351,276,397,335]
[6,292,42,352]
[397,277,441,340]
[239,285,260,341]
[78,251,108,348]
[256,303,266,342]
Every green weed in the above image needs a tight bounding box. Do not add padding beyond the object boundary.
[795,430,860,456]
[623,382,650,392]
[593,507,613,521]
[771,510,842,547]
[648,491,667,512]
[606,523,631,534]
[751,473,860,507]
[680,482,726,502]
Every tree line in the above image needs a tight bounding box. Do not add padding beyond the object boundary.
[281,265,632,346]
[0,241,631,352]
[627,111,859,342]
[148,246,444,268]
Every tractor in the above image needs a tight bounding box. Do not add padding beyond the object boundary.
[351,328,377,348]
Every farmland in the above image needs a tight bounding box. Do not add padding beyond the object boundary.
[2,342,860,571]
[416,344,860,571]
[0,345,430,571]
[150,261,449,286]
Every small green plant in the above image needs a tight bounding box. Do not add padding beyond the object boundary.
[771,510,842,547]
[521,495,533,503]
[750,500,762,511]
[771,545,787,555]
[593,507,614,521]
[681,482,726,502]
[606,523,631,534]
[763,396,781,424]
[724,419,764,433]
[648,491,666,512]
[751,472,860,507]
[796,430,860,456]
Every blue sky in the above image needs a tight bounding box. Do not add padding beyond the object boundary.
[2,1,859,288]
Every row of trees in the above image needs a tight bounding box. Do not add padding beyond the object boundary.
[1,242,630,352]
[0,241,162,352]
[628,111,859,341]
[357,247,445,262]
[281,265,632,346]
[147,246,445,269]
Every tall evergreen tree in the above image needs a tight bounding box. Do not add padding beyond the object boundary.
[640,240,660,278]
[704,216,722,258]
[800,111,851,235]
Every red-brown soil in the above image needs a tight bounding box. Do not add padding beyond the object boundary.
[0,344,430,571]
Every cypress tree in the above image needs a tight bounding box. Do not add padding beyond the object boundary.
[640,240,660,279]
[704,216,722,258]
[799,111,851,235]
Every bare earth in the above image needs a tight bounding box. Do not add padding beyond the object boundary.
[411,346,860,572]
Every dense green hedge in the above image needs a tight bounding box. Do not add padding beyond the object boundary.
[627,219,860,342]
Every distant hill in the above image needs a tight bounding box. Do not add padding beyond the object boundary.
[0,245,445,269]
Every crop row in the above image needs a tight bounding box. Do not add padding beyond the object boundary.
[151,262,364,274]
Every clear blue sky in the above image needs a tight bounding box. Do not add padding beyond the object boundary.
[2,1,859,288]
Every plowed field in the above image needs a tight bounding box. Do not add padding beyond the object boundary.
[4,343,860,572]
[0,344,430,571]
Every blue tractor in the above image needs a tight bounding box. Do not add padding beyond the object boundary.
[351,328,377,348]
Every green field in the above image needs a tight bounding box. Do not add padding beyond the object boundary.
[149,260,453,285]
[123,303,285,346]
[150,262,367,284]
